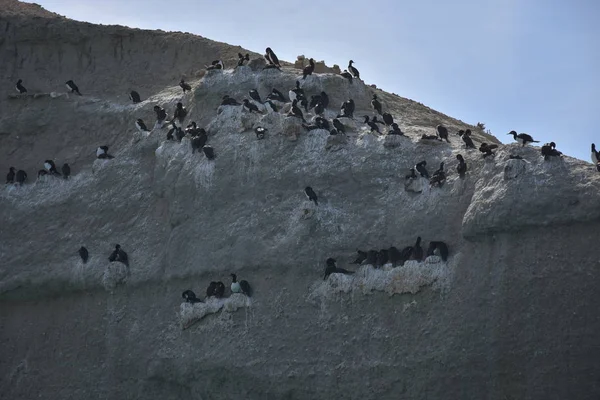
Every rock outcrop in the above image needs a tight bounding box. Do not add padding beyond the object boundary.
[1,2,599,400]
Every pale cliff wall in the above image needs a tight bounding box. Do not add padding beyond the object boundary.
[1,2,600,399]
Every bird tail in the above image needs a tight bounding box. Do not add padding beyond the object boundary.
[532,140,540,143]
[313,199,318,206]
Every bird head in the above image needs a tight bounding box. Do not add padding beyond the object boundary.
[363,115,369,122]
[592,143,596,151]
[456,154,464,162]
[115,244,121,249]
[10,166,15,171]
[230,273,237,281]
[349,60,354,65]
[177,102,182,108]
[416,237,422,245]
[326,258,336,267]
[507,130,517,136]
[17,79,22,84]
[550,142,556,148]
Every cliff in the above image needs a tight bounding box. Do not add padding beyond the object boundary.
[1,1,600,399]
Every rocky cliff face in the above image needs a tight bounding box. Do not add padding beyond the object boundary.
[1,2,600,400]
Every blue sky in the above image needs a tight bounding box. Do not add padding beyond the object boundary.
[30,0,599,161]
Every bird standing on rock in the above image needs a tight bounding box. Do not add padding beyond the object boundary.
[436,125,449,143]
[265,47,281,69]
[6,167,15,184]
[302,58,315,79]
[348,60,360,78]
[456,154,467,178]
[179,80,191,93]
[237,53,250,67]
[507,130,539,147]
[65,80,82,95]
[304,186,318,205]
[108,244,129,267]
[230,273,252,296]
[415,160,429,178]
[16,79,27,94]
[323,258,355,280]
[371,94,382,115]
[288,99,306,122]
[61,163,71,179]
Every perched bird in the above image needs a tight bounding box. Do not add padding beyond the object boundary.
[315,117,330,130]
[507,130,539,147]
[96,146,114,159]
[332,118,346,134]
[266,88,286,103]
[16,79,27,94]
[348,60,360,78]
[182,290,202,304]
[289,81,305,103]
[323,258,355,280]
[154,106,167,123]
[179,79,192,93]
[456,154,467,178]
[264,47,281,68]
[230,273,252,296]
[78,246,89,263]
[135,118,150,133]
[221,95,240,106]
[242,99,260,113]
[461,129,476,149]
[591,143,599,164]
[371,94,382,115]
[236,53,250,67]
[65,80,82,95]
[479,143,499,157]
[265,100,278,112]
[108,244,129,267]
[288,99,306,122]
[302,58,315,79]
[415,160,429,178]
[44,160,61,175]
[202,145,216,160]
[338,99,355,118]
[304,186,318,205]
[206,60,224,70]
[213,282,225,298]
[363,115,380,133]
[61,163,71,179]
[340,70,353,83]
[429,162,446,187]
[329,128,339,135]
[426,241,450,262]
[436,125,449,143]
[255,127,267,140]
[412,237,424,261]
[352,250,368,264]
[129,90,141,103]
[206,282,217,298]
[541,142,563,160]
[6,167,15,184]
[382,113,394,126]
[173,102,187,123]
[313,102,325,116]
[389,123,403,135]
[249,89,263,104]
[15,170,27,185]
[191,131,208,153]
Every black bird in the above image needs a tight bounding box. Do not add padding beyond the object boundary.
[221,95,240,106]
[206,282,217,298]
[338,99,355,118]
[388,246,401,267]
[249,89,263,104]
[323,258,355,280]
[389,123,403,135]
[329,128,339,135]
[206,60,224,70]
[479,143,499,157]
[315,117,330,130]
[78,246,89,263]
[154,106,167,122]
[348,60,360,78]
[304,186,318,205]
[398,246,413,266]
[382,113,394,126]
[340,70,353,83]
[179,79,192,93]
[65,80,82,95]
[214,282,225,298]
[185,122,199,136]
[267,88,286,103]
[289,80,305,103]
[61,163,71,179]
[302,58,315,79]
[182,290,202,304]
[108,244,129,267]
[265,100,278,112]
[242,99,260,113]
[44,160,61,175]
[318,91,329,108]
[429,162,446,187]
[371,94,382,115]
[415,160,429,178]
[129,90,141,103]
[202,145,216,160]
[16,79,27,94]
[6,167,15,184]
[426,241,449,262]
[437,125,449,142]
[541,142,563,160]
[309,94,322,109]
[255,127,267,139]
[364,250,378,266]
[314,102,325,116]
[456,154,467,178]
[376,249,389,267]
[363,116,380,133]
[135,118,150,133]
[288,99,306,122]
[236,53,250,67]
[173,102,187,123]
[15,170,27,185]
[332,118,346,134]
[191,131,208,153]
[507,130,539,147]
[591,143,600,164]
[352,250,368,264]
[412,237,423,261]
[265,47,281,68]
[462,129,476,149]
[230,273,252,297]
